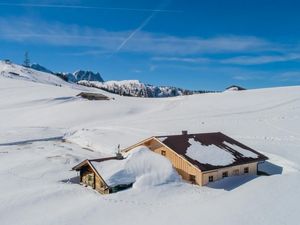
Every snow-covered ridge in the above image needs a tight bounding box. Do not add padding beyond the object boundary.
[64,70,104,83]
[26,62,104,83]
[0,60,68,86]
[78,80,213,97]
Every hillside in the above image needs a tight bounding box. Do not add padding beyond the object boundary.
[0,67,300,225]
[0,60,69,86]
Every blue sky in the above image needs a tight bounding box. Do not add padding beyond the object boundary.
[0,0,300,90]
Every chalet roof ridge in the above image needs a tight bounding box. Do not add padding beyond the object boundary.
[89,156,119,162]
[72,156,119,171]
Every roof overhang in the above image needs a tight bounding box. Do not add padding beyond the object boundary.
[72,159,89,171]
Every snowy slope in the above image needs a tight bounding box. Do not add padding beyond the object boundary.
[0,67,300,225]
[0,60,69,86]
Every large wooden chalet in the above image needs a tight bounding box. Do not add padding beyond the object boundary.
[72,131,268,194]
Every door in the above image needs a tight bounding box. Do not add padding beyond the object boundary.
[87,173,95,188]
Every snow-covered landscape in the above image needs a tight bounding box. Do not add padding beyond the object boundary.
[0,61,299,225]
[26,62,210,97]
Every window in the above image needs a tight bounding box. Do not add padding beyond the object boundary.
[208,176,214,182]
[233,169,239,176]
[161,150,166,156]
[189,175,196,183]
[222,171,228,178]
[244,167,249,174]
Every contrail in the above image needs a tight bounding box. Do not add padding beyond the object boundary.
[115,12,157,52]
[112,1,171,55]
[0,2,181,13]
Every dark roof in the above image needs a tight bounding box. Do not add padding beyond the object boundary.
[155,132,268,171]
[72,156,118,171]
[226,85,246,91]
[90,157,118,163]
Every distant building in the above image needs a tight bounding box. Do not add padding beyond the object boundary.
[225,85,246,91]
[76,92,110,100]
[73,131,268,194]
[3,59,11,64]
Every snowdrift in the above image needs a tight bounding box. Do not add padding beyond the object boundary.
[91,146,180,188]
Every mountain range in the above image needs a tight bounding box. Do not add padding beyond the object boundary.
[1,60,216,97]
[78,80,213,98]
[30,63,104,83]
[28,62,216,97]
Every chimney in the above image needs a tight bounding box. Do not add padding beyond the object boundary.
[116,151,124,160]
[116,144,124,160]
[182,130,188,135]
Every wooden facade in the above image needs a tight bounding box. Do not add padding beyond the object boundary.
[124,137,259,186]
[73,159,133,194]
[74,161,110,194]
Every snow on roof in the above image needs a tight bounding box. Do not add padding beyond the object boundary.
[156,132,268,171]
[90,146,179,187]
[224,141,258,159]
[186,139,235,166]
[157,137,168,142]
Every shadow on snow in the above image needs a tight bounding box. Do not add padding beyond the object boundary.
[207,161,283,191]
[258,161,283,176]
[0,136,63,146]
[61,176,80,184]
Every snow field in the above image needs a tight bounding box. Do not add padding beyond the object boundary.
[1,63,300,225]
